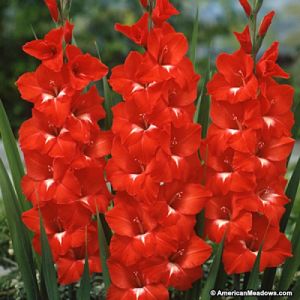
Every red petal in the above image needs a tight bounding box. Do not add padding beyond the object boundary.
[171,184,211,215]
[107,260,136,289]
[16,72,41,102]
[176,235,212,269]
[261,137,294,161]
[223,240,256,274]
[115,13,149,46]
[152,0,179,25]
[234,25,252,54]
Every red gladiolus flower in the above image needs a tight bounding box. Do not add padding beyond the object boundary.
[107,260,169,300]
[16,65,74,126]
[147,28,189,71]
[144,233,212,290]
[107,1,211,298]
[23,28,64,72]
[207,49,258,103]
[109,51,169,111]
[204,1,294,275]
[223,214,292,274]
[205,195,253,243]
[17,1,111,285]
[66,45,108,90]
[56,226,101,284]
[44,0,59,22]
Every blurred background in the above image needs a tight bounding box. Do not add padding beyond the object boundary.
[0,0,299,298]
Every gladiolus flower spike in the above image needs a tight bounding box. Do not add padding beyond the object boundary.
[106,0,212,298]
[17,0,112,285]
[205,1,294,275]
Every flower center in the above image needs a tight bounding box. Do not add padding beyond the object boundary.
[169,191,183,206]
[159,46,169,65]
[133,271,143,288]
[170,248,185,262]
[220,206,231,220]
[133,217,144,234]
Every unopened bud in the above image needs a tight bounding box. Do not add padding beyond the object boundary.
[239,0,252,17]
[258,11,275,37]
[44,0,59,22]
[140,0,148,8]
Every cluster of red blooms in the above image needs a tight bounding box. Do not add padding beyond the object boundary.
[204,0,294,274]
[105,0,212,298]
[16,0,111,284]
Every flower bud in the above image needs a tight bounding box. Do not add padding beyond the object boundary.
[140,0,148,8]
[239,0,251,17]
[64,20,74,44]
[259,11,275,36]
[44,0,59,22]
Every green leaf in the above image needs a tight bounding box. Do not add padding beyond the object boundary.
[192,5,211,138]
[103,76,113,130]
[215,263,228,291]
[77,253,91,300]
[287,102,300,166]
[243,272,250,290]
[194,78,205,125]
[281,156,300,232]
[233,274,241,299]
[94,41,113,130]
[0,100,30,212]
[292,101,300,139]
[191,282,201,300]
[195,210,205,238]
[194,60,212,268]
[245,246,262,300]
[278,209,300,292]
[96,206,111,295]
[30,25,38,40]
[289,277,300,300]
[39,211,59,300]
[200,237,225,300]
[261,267,276,292]
[101,73,112,128]
[190,5,199,67]
[194,66,211,138]
[0,158,39,299]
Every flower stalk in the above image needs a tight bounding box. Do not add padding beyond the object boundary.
[249,0,263,63]
[16,0,112,286]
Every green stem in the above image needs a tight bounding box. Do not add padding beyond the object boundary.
[58,0,72,25]
[137,0,145,12]
[148,0,155,31]
[250,16,257,61]
[68,284,75,300]
[249,0,264,64]
[233,274,241,300]
[243,272,250,290]
[249,2,257,63]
